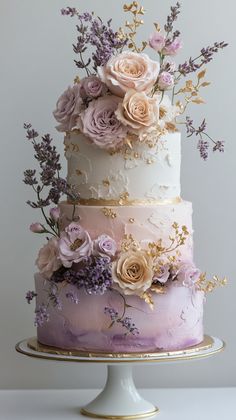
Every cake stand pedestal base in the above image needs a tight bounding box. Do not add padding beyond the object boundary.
[16,336,225,419]
[81,365,158,419]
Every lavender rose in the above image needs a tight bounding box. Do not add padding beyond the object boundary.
[149,32,166,52]
[153,264,170,284]
[36,238,62,279]
[93,234,117,258]
[77,95,127,150]
[177,262,201,287]
[163,38,182,56]
[158,71,175,90]
[80,76,107,100]
[59,222,92,268]
[53,84,83,132]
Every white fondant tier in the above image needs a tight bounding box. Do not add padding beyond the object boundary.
[59,200,193,261]
[35,274,204,352]
[65,131,181,202]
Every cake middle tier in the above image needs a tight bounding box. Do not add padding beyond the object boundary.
[59,200,193,262]
[64,131,181,202]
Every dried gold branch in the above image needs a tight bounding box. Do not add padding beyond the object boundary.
[119,2,147,53]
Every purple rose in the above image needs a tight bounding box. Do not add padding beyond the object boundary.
[80,76,107,100]
[77,95,128,150]
[158,72,174,90]
[163,38,182,56]
[59,222,93,268]
[153,264,170,284]
[177,262,201,287]
[53,84,83,132]
[93,234,117,258]
[149,32,166,52]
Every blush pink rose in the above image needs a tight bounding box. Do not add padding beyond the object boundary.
[59,222,92,268]
[53,84,83,132]
[149,32,166,52]
[115,90,159,133]
[79,76,107,99]
[98,51,160,97]
[163,38,182,56]
[77,95,127,150]
[36,238,61,279]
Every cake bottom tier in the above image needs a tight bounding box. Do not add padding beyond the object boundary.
[35,274,204,353]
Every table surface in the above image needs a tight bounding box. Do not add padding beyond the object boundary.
[0,388,234,420]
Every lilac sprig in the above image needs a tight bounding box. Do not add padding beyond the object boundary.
[48,283,62,310]
[61,7,78,17]
[185,116,225,160]
[23,123,79,236]
[25,290,37,304]
[178,41,228,76]
[34,304,49,327]
[104,307,139,336]
[164,2,181,36]
[62,9,127,73]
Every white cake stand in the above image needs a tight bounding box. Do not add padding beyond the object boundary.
[16,336,225,419]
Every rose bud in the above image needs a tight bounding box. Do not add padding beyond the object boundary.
[149,32,166,52]
[50,207,60,222]
[30,223,45,233]
[163,37,182,56]
[158,71,175,90]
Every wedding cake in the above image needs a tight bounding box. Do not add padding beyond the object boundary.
[24,2,227,353]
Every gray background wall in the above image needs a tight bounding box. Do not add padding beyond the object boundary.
[0,0,235,389]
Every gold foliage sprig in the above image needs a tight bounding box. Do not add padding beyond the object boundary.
[175,69,211,115]
[148,222,189,261]
[118,2,147,53]
[197,273,227,293]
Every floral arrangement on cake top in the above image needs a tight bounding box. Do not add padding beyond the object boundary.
[52,2,228,160]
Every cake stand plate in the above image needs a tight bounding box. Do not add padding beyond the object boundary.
[16,336,225,419]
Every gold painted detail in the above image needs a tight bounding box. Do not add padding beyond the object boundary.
[69,196,182,207]
[80,407,159,419]
[64,142,80,153]
[25,335,215,359]
[102,178,111,187]
[197,273,227,293]
[102,208,117,219]
[129,218,135,223]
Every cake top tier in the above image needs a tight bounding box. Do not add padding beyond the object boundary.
[65,131,181,203]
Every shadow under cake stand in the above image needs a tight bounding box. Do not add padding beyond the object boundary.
[16,335,224,419]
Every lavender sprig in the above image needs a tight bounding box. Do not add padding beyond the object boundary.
[23,123,79,235]
[34,304,49,327]
[25,290,37,304]
[62,9,127,73]
[104,307,139,336]
[164,2,181,35]
[185,116,225,160]
[178,41,228,76]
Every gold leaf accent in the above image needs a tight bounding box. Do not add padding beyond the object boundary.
[197,69,207,80]
[150,284,166,294]
[102,178,110,187]
[201,81,211,87]
[74,75,80,84]
[196,273,228,293]
[101,208,117,219]
[165,122,178,132]
[192,97,205,104]
[119,192,130,205]
[129,218,135,223]
[76,169,83,176]
[141,292,154,310]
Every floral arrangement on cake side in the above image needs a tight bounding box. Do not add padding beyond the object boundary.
[52,1,228,159]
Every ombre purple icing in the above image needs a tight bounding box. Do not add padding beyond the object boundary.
[35,273,204,352]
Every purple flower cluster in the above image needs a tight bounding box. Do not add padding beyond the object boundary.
[25,290,37,304]
[62,10,127,72]
[66,292,79,304]
[48,283,62,310]
[185,117,225,160]
[51,256,112,295]
[104,307,139,336]
[164,2,181,34]
[34,304,49,327]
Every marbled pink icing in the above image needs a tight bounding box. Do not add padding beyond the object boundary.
[59,201,193,262]
[35,274,204,352]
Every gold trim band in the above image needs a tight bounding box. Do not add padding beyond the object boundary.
[68,196,182,207]
[80,407,159,419]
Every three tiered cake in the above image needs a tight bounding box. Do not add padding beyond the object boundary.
[24,2,227,353]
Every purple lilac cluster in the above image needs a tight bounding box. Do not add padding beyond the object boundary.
[62,9,127,72]
[185,117,225,160]
[34,304,49,327]
[48,283,62,310]
[65,292,79,304]
[104,307,139,336]
[51,256,113,295]
[25,290,37,304]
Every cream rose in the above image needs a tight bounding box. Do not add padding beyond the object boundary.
[112,250,154,296]
[115,90,159,133]
[98,51,160,97]
[36,238,61,279]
